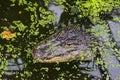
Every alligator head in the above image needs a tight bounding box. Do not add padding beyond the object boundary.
[32,24,94,63]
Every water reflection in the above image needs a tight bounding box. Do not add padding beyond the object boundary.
[2,53,23,76]
[48,5,64,25]
[5,58,23,75]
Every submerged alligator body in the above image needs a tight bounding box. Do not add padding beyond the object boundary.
[32,24,94,63]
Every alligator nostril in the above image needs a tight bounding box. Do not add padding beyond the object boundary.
[33,49,43,58]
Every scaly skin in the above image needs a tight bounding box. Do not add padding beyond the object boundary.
[32,24,94,63]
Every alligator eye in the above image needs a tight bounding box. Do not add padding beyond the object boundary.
[67,43,72,46]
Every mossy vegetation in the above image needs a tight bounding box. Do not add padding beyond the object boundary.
[0,0,120,79]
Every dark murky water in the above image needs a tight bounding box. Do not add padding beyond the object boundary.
[1,0,120,80]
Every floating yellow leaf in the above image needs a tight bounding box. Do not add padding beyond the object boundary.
[2,30,16,39]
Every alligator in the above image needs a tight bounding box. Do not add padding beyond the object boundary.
[32,24,95,63]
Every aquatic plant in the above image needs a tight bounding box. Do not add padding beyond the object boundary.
[0,0,120,79]
[45,0,120,23]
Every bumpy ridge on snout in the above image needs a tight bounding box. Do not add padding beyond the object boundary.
[32,24,94,63]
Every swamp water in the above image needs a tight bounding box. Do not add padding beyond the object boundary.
[1,1,120,80]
